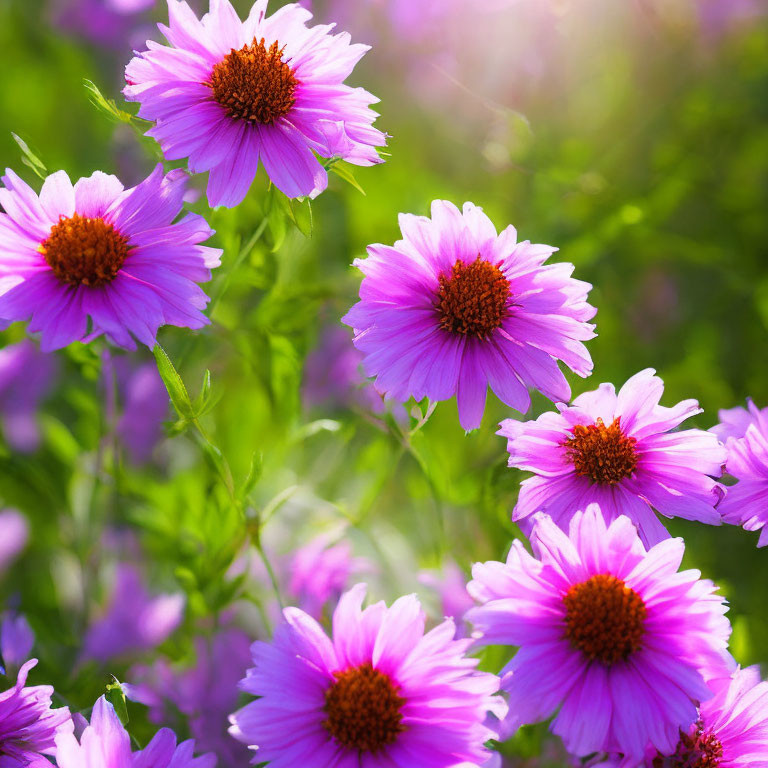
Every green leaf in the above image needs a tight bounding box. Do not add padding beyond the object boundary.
[329,162,366,196]
[11,133,47,180]
[105,678,130,726]
[287,197,313,237]
[238,451,263,502]
[83,79,148,129]
[153,344,195,420]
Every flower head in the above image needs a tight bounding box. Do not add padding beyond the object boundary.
[124,0,386,207]
[649,666,768,768]
[0,165,221,351]
[714,400,768,547]
[0,659,72,765]
[230,583,504,768]
[500,369,726,547]
[0,340,56,452]
[287,537,364,619]
[83,563,184,663]
[343,200,596,430]
[127,627,253,765]
[467,506,734,761]
[0,613,34,675]
[55,695,214,768]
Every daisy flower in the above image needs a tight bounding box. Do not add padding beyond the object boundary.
[55,695,214,768]
[0,165,221,351]
[499,368,726,547]
[124,0,386,207]
[0,659,73,765]
[467,506,735,761]
[649,666,768,768]
[342,200,596,430]
[713,400,768,547]
[229,583,504,768]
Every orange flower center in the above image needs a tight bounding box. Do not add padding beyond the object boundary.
[436,257,511,339]
[208,38,298,125]
[563,417,638,484]
[654,725,723,768]
[563,573,647,665]
[323,662,406,753]
[40,213,129,286]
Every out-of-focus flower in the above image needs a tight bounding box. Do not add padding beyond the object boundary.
[287,536,366,619]
[55,695,214,768]
[0,510,28,575]
[82,563,184,663]
[115,358,169,465]
[0,659,73,765]
[697,0,767,40]
[468,506,734,761]
[715,400,768,547]
[0,613,35,674]
[500,369,726,548]
[418,560,473,638]
[127,627,253,765]
[648,665,768,767]
[230,583,505,767]
[343,200,596,430]
[0,165,221,351]
[124,0,386,207]
[303,326,388,415]
[50,0,157,51]
[0,341,56,453]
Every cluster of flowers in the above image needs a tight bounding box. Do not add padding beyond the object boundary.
[0,0,767,767]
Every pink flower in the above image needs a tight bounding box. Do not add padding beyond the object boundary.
[715,400,768,547]
[500,369,726,547]
[343,200,596,430]
[55,696,214,768]
[230,583,505,767]
[124,0,386,207]
[0,165,221,351]
[467,506,735,760]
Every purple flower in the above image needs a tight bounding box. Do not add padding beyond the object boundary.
[418,560,474,638]
[127,627,252,765]
[715,401,768,547]
[499,368,726,548]
[55,695,215,768]
[0,613,35,675]
[0,165,221,351]
[648,665,768,767]
[343,200,596,430]
[302,326,388,415]
[0,510,28,574]
[124,0,386,207]
[467,506,735,761]
[0,341,56,453]
[83,563,184,663]
[287,537,365,620]
[229,583,505,767]
[698,0,767,39]
[115,359,170,464]
[0,659,73,766]
[50,0,156,51]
